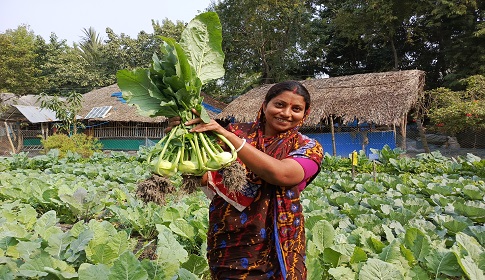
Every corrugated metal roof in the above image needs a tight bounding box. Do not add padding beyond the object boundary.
[13,105,59,123]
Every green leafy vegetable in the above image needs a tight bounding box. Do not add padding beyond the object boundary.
[116,12,235,176]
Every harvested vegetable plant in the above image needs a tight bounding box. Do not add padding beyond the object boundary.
[116,12,238,203]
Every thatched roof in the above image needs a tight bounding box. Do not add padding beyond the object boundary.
[217,70,426,126]
[80,84,227,122]
[80,84,164,123]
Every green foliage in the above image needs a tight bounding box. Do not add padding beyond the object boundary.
[213,0,314,94]
[306,151,485,279]
[0,25,47,94]
[41,133,102,158]
[427,75,485,135]
[38,91,84,134]
[117,12,237,177]
[0,144,484,278]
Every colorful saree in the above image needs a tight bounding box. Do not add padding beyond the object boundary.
[205,107,323,279]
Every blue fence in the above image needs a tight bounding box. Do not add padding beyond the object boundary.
[305,131,396,157]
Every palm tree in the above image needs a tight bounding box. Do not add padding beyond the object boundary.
[75,27,103,65]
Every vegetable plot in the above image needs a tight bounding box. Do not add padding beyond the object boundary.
[304,150,485,280]
[0,149,484,279]
[116,12,235,178]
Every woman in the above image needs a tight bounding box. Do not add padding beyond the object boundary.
[171,81,323,279]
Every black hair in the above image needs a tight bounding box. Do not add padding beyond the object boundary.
[264,81,311,111]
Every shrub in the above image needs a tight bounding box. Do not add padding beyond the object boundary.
[41,133,102,158]
[427,75,485,135]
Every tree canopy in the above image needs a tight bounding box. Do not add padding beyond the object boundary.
[0,0,484,98]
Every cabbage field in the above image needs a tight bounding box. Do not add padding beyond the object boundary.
[0,147,484,279]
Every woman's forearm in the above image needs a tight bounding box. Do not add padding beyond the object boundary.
[220,130,304,186]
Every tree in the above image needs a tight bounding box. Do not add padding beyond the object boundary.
[70,27,113,91]
[307,0,485,88]
[38,91,84,135]
[34,33,74,93]
[0,25,46,94]
[212,0,314,96]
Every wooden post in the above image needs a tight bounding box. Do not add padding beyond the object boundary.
[416,118,430,153]
[4,122,15,154]
[330,115,337,156]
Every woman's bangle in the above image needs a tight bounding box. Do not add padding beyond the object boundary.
[235,138,246,153]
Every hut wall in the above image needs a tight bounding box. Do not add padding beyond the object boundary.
[305,131,395,157]
[84,121,167,150]
[301,121,396,157]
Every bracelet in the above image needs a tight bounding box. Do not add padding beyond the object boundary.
[235,138,246,153]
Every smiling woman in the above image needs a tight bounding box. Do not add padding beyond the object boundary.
[168,80,324,279]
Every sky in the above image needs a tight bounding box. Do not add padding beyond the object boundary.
[1,0,213,45]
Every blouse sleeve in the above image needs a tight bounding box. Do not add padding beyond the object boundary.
[291,157,319,192]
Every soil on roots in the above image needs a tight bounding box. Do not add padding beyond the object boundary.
[136,174,175,205]
[222,160,247,193]
[181,175,202,194]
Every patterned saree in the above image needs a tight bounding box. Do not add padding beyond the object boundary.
[205,107,323,279]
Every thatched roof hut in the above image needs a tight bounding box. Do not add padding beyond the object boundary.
[80,84,164,123]
[80,84,227,122]
[217,70,425,127]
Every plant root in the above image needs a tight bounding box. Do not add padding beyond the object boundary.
[136,174,175,205]
[181,175,202,194]
[222,160,247,193]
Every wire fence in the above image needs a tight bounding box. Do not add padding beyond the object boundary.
[1,122,484,158]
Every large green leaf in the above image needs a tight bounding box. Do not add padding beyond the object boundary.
[379,240,403,264]
[160,38,195,90]
[175,267,200,280]
[78,263,109,280]
[358,258,404,280]
[154,224,188,278]
[470,226,485,247]
[18,251,53,278]
[180,12,225,85]
[404,228,431,263]
[425,248,463,277]
[89,244,117,265]
[16,240,41,260]
[116,69,178,117]
[108,251,148,280]
[454,201,485,223]
[312,220,335,252]
[454,254,485,280]
[181,254,208,275]
[65,229,94,263]
[16,204,37,229]
[170,218,196,241]
[34,210,59,239]
[455,232,484,262]
[45,232,73,259]
[329,267,356,280]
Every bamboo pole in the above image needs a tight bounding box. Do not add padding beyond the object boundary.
[330,116,337,156]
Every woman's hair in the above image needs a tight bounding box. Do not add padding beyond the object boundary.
[264,80,311,111]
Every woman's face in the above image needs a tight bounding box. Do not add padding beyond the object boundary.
[262,90,306,137]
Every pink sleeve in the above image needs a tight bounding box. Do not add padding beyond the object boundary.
[292,157,319,192]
